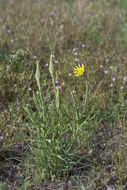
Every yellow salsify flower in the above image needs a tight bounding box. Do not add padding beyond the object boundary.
[73,64,85,76]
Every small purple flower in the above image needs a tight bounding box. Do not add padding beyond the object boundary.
[123,77,126,81]
[74,58,79,62]
[112,78,116,81]
[45,63,48,67]
[33,56,37,59]
[0,136,4,140]
[100,65,103,68]
[74,52,78,56]
[68,73,72,77]
[17,102,20,105]
[52,54,55,58]
[50,11,56,16]
[14,84,17,87]
[29,87,32,91]
[105,58,109,63]
[8,29,11,33]
[104,70,108,74]
[10,39,14,43]
[110,83,113,87]
[73,48,78,52]
[54,60,58,64]
[81,44,85,48]
[49,104,52,107]
[120,86,124,89]
[72,90,75,94]
[56,86,61,90]
[12,54,17,58]
[55,80,59,84]
[36,90,39,95]
[84,60,86,64]
[26,103,29,107]
[62,82,65,86]
[110,66,113,69]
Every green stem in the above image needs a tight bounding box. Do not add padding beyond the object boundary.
[39,89,45,121]
[84,79,88,107]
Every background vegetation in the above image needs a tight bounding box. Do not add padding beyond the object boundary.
[0,0,127,189]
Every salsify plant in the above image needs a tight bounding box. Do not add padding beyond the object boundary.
[73,63,88,108]
[24,54,97,180]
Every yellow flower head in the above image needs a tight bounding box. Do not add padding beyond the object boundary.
[73,64,85,76]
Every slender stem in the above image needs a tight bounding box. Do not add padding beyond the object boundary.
[84,79,88,107]
[39,89,45,121]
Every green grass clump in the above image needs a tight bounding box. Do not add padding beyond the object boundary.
[24,55,97,180]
